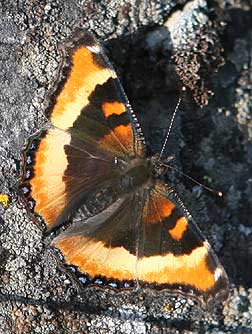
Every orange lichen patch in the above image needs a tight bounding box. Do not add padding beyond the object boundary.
[168,217,188,241]
[162,303,174,312]
[137,244,216,291]
[54,235,137,281]
[50,46,116,130]
[29,128,70,228]
[102,101,126,118]
[101,124,134,155]
[0,194,9,208]
[144,193,175,224]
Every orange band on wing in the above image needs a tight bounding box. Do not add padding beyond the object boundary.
[29,128,71,227]
[54,235,216,291]
[137,244,215,290]
[50,46,116,130]
[102,101,126,118]
[54,236,136,281]
[168,217,188,241]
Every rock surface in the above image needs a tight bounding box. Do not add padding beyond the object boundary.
[0,0,252,333]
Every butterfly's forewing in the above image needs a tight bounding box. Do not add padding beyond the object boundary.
[137,181,229,307]
[20,30,145,231]
[47,29,145,157]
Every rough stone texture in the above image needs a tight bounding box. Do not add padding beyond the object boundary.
[0,0,252,333]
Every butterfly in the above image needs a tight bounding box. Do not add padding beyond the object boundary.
[20,29,229,308]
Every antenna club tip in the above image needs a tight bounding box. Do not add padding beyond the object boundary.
[217,191,223,197]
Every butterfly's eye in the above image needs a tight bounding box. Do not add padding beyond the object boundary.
[113,157,128,171]
[150,158,167,178]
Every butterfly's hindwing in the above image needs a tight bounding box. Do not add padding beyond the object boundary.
[52,193,143,286]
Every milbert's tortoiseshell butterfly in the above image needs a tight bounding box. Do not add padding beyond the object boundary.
[20,29,229,308]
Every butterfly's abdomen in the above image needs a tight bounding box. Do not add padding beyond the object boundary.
[77,186,118,218]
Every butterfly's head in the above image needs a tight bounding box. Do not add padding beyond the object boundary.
[150,154,168,178]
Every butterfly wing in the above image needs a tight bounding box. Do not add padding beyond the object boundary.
[47,29,145,157]
[21,128,122,230]
[137,180,229,306]
[20,30,145,230]
[52,193,143,287]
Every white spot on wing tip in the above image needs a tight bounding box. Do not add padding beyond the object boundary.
[214,267,223,281]
[203,240,211,250]
[87,45,102,54]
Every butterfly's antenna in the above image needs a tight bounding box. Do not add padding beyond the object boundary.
[158,87,186,160]
[162,162,223,197]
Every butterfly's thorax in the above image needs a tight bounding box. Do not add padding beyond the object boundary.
[117,156,159,193]
[76,158,152,218]
[83,157,163,216]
